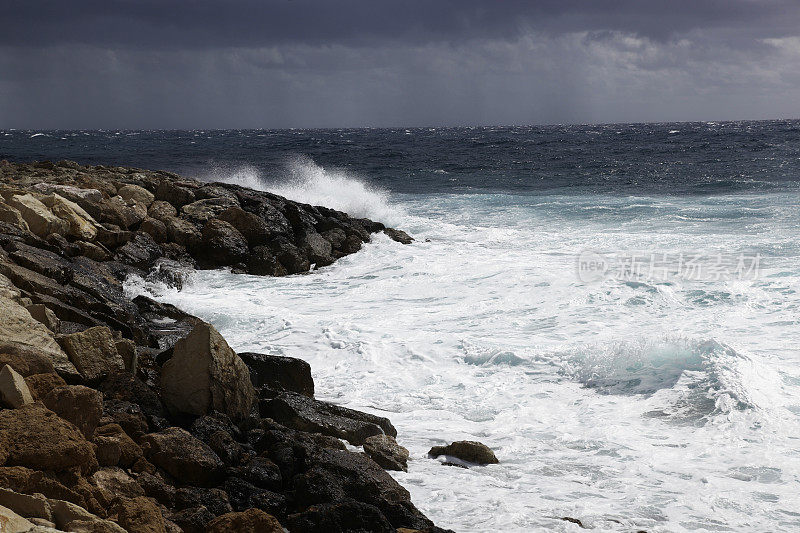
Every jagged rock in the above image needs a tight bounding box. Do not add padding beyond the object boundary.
[60,326,125,382]
[7,194,66,237]
[363,435,410,472]
[93,423,143,468]
[24,372,66,400]
[293,448,436,531]
[217,207,271,246]
[427,440,499,465]
[232,457,282,491]
[117,184,155,208]
[0,365,34,408]
[219,477,286,517]
[111,496,166,533]
[0,296,76,377]
[7,241,73,284]
[48,498,126,532]
[76,240,111,261]
[271,239,309,274]
[0,487,52,522]
[95,225,133,248]
[26,303,60,333]
[147,201,177,222]
[99,196,144,229]
[260,391,395,445]
[114,339,137,373]
[42,385,103,439]
[31,183,103,212]
[286,500,394,533]
[321,227,347,250]
[160,322,255,421]
[141,427,225,485]
[246,246,281,276]
[155,182,195,208]
[383,228,414,244]
[42,194,98,240]
[0,404,97,473]
[113,232,162,269]
[207,509,283,533]
[199,219,249,266]
[174,487,232,517]
[135,473,175,507]
[90,468,145,502]
[181,198,239,223]
[239,352,314,397]
[0,202,30,232]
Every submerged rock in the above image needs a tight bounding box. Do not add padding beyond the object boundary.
[427,440,499,466]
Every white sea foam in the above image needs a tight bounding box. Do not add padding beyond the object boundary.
[132,190,800,532]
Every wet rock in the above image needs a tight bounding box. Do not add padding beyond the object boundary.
[199,219,249,266]
[220,477,286,516]
[427,441,498,465]
[271,239,309,274]
[42,385,103,439]
[147,201,177,222]
[174,487,232,517]
[169,505,214,533]
[140,217,168,243]
[160,322,255,422]
[218,207,271,246]
[113,232,162,270]
[155,182,195,208]
[246,246,282,276]
[232,457,282,491]
[141,427,225,485]
[303,232,334,267]
[384,228,414,244]
[239,352,314,397]
[7,241,73,284]
[260,391,395,445]
[60,326,125,382]
[0,404,97,474]
[207,509,283,533]
[363,434,410,472]
[0,364,34,408]
[287,500,394,533]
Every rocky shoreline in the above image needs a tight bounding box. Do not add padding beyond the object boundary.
[0,160,450,532]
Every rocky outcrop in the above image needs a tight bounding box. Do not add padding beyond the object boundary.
[428,440,499,466]
[0,160,447,533]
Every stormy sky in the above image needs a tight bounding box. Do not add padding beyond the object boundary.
[2,0,799,128]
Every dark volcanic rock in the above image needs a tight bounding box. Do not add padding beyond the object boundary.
[363,434,410,472]
[428,440,499,465]
[260,391,395,445]
[239,352,314,397]
[287,499,395,533]
[200,218,249,266]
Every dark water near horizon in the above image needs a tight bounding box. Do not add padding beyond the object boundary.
[3,119,800,195]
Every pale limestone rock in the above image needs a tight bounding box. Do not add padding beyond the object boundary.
[7,194,66,237]
[0,202,30,232]
[117,184,155,208]
[41,194,98,240]
[60,326,125,382]
[25,304,59,333]
[0,503,35,533]
[0,365,34,408]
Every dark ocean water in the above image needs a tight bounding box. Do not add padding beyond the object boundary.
[3,119,800,195]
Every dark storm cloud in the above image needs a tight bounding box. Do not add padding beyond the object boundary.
[4,0,800,48]
[1,1,799,128]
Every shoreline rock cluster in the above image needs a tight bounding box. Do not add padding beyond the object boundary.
[0,160,447,533]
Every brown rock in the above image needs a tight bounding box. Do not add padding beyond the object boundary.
[111,496,165,533]
[25,303,60,333]
[199,219,249,265]
[206,508,283,533]
[0,404,97,473]
[93,424,143,468]
[155,182,195,208]
[218,207,271,246]
[0,504,35,533]
[140,217,168,243]
[0,365,34,408]
[0,346,55,377]
[60,326,125,382]
[181,198,238,223]
[0,202,30,232]
[427,440,499,465]
[42,194,98,240]
[117,184,155,209]
[90,468,145,503]
[24,372,66,400]
[140,427,224,485]
[160,322,255,422]
[164,217,201,248]
[43,385,103,439]
[147,201,177,222]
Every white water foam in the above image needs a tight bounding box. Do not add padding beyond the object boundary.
[130,189,800,532]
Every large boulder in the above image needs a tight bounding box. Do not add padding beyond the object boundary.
[147,201,177,222]
[117,184,155,208]
[155,182,195,208]
[259,391,395,446]
[199,219,249,266]
[0,404,97,473]
[7,194,66,237]
[0,365,34,408]
[164,217,201,249]
[286,500,394,533]
[111,496,166,533]
[140,428,224,485]
[238,352,314,397]
[160,322,255,421]
[0,296,76,377]
[427,440,499,465]
[60,326,125,382]
[0,203,30,232]
[217,207,271,246]
[302,232,334,267]
[93,423,143,468]
[113,232,162,269]
[181,198,239,224]
[42,385,103,439]
[0,504,35,533]
[41,194,98,240]
[206,509,282,533]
